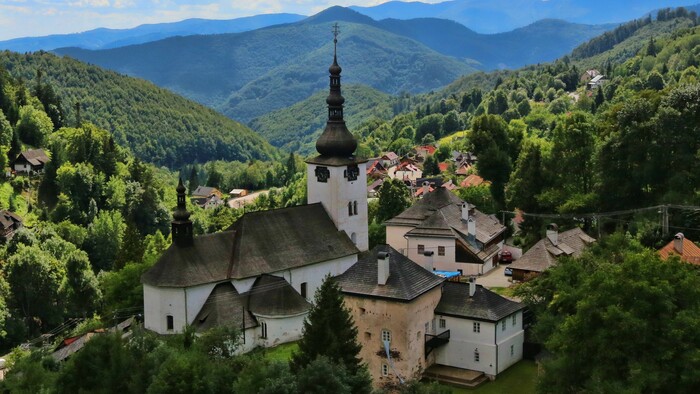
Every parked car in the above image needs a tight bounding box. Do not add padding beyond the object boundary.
[504,267,513,276]
[499,250,513,264]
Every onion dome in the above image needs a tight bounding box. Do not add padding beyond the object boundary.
[315,27,357,158]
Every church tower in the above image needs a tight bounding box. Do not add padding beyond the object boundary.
[306,24,369,251]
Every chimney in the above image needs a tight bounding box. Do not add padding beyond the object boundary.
[377,251,390,285]
[461,202,470,222]
[467,217,476,239]
[423,250,434,271]
[674,233,685,255]
[546,223,559,246]
[469,277,476,297]
[422,181,430,196]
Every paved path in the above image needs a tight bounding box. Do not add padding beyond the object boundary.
[227,190,269,208]
[476,264,513,289]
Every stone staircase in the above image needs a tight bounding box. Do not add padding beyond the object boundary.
[423,364,489,389]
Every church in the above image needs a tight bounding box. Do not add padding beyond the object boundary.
[141,32,369,352]
[142,32,524,386]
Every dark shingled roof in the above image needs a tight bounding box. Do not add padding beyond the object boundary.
[436,282,525,322]
[510,227,595,273]
[142,203,358,287]
[0,210,22,230]
[247,275,311,316]
[14,149,50,166]
[191,186,219,197]
[193,282,258,332]
[386,188,504,244]
[336,245,444,302]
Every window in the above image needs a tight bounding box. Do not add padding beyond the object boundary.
[473,322,480,333]
[512,314,517,326]
[457,269,463,276]
[502,320,506,331]
[417,244,425,254]
[438,246,445,256]
[381,364,389,376]
[261,321,268,339]
[381,329,391,343]
[315,166,330,182]
[511,344,514,357]
[300,282,307,299]
[348,201,353,216]
[474,349,480,363]
[439,318,446,329]
[166,315,174,331]
[353,201,358,215]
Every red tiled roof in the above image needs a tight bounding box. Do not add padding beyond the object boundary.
[455,164,471,175]
[460,174,488,188]
[416,145,437,155]
[658,237,700,265]
[438,162,449,172]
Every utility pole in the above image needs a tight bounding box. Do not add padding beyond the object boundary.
[661,205,669,238]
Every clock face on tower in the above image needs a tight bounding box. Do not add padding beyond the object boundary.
[315,166,330,183]
[345,165,359,181]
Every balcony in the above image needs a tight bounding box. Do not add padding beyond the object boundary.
[425,329,450,358]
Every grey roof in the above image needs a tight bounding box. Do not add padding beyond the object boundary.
[192,186,219,197]
[510,227,596,273]
[435,282,525,322]
[388,187,506,254]
[247,275,311,316]
[14,149,50,166]
[142,203,358,287]
[0,210,22,230]
[192,282,258,332]
[336,245,444,302]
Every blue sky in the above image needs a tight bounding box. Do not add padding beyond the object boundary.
[0,1,442,41]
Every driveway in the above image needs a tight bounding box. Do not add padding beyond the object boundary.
[475,264,513,289]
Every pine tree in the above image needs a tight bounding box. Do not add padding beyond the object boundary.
[291,275,371,393]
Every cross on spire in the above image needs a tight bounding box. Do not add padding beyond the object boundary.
[332,23,340,57]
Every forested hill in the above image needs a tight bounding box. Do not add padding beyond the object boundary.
[0,51,278,167]
[250,84,397,154]
[56,7,478,123]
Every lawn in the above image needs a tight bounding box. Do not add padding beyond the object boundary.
[489,286,517,298]
[448,360,538,394]
[261,342,299,362]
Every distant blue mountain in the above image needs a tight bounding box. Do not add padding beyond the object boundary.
[0,13,305,52]
[351,0,699,33]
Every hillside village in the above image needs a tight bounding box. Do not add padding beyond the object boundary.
[0,3,699,394]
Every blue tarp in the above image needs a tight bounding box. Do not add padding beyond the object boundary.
[433,270,460,279]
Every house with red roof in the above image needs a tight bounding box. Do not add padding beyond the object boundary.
[658,233,700,265]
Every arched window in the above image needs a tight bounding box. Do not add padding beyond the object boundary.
[348,201,353,216]
[166,315,174,331]
[353,201,358,215]
[261,321,268,339]
[351,232,357,244]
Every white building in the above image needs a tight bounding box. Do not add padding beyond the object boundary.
[385,188,506,276]
[142,40,367,350]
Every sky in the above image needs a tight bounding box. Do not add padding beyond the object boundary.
[0,0,444,41]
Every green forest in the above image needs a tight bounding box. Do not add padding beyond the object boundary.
[0,6,699,394]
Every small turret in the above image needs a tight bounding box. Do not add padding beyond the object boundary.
[172,178,193,246]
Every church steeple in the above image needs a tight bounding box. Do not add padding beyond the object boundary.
[315,23,357,158]
[172,178,193,246]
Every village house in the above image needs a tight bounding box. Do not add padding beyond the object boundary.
[366,159,388,179]
[414,145,437,161]
[0,210,22,242]
[580,69,601,83]
[460,174,488,188]
[191,185,225,209]
[12,149,50,174]
[385,187,507,276]
[228,188,248,198]
[390,161,423,181]
[658,233,700,265]
[336,246,525,388]
[509,224,596,281]
[380,152,400,168]
[587,74,606,89]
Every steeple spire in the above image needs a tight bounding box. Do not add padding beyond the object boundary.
[315,23,357,158]
[172,178,193,246]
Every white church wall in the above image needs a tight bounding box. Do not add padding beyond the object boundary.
[275,254,357,302]
[307,162,369,251]
[185,283,217,325]
[232,277,258,295]
[255,313,307,348]
[143,284,186,334]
